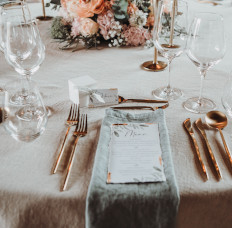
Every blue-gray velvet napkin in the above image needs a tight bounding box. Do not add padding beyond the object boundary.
[85,109,179,228]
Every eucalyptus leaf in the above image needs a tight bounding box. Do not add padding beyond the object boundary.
[112,0,129,22]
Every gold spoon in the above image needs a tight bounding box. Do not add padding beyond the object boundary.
[118,95,168,104]
[205,111,232,168]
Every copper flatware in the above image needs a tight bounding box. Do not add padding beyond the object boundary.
[61,114,87,191]
[184,118,208,180]
[118,95,168,104]
[112,103,169,111]
[51,104,79,174]
[205,111,232,169]
[195,118,222,180]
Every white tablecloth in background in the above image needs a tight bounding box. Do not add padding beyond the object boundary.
[0,1,232,228]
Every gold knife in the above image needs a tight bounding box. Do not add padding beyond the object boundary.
[195,118,222,180]
[184,118,208,180]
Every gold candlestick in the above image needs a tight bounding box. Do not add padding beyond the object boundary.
[141,0,167,72]
[36,0,53,21]
[169,0,177,46]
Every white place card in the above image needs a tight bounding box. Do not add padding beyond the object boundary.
[107,123,166,184]
[88,89,118,107]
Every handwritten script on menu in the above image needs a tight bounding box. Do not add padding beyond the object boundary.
[107,123,166,184]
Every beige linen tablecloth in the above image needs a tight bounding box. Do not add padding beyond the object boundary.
[0,1,232,228]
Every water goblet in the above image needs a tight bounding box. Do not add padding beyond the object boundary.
[184,13,226,113]
[152,0,188,100]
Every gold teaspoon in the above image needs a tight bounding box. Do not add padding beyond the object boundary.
[205,111,232,168]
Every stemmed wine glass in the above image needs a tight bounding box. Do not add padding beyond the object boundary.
[0,0,31,52]
[183,13,226,113]
[2,17,48,141]
[152,0,188,100]
[4,17,45,104]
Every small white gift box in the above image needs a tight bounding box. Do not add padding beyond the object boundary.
[68,75,97,107]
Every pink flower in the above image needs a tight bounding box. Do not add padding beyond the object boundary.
[97,10,114,39]
[79,18,99,37]
[123,26,152,46]
[71,17,81,37]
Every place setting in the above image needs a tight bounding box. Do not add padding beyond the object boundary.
[1,0,232,227]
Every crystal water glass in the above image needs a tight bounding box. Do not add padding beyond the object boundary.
[184,13,226,113]
[152,0,188,100]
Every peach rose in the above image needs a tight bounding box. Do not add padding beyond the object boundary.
[80,18,99,37]
[146,14,154,28]
[61,0,105,18]
[61,0,79,18]
[76,0,105,18]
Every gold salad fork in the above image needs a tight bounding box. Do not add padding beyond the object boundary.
[51,104,79,174]
[61,114,87,191]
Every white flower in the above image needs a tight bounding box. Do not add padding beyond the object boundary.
[129,10,147,28]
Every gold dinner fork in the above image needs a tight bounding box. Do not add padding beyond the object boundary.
[51,104,79,174]
[61,114,87,191]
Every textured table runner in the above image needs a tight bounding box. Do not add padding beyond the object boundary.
[85,109,179,228]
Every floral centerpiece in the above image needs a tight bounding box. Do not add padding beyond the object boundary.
[50,0,155,50]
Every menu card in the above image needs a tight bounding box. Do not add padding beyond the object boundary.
[107,123,166,184]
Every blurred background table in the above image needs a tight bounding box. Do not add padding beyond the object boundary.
[0,1,232,228]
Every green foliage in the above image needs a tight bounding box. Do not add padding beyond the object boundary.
[51,17,70,40]
[138,0,151,13]
[50,0,61,5]
[112,0,129,22]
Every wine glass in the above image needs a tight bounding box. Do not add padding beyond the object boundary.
[3,79,48,142]
[4,17,45,105]
[184,13,226,113]
[221,73,232,118]
[0,0,31,52]
[152,0,188,100]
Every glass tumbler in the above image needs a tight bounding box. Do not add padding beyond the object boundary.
[4,80,48,142]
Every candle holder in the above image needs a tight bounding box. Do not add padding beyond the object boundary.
[141,0,167,72]
[36,0,53,21]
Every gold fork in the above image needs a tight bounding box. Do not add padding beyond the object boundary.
[51,104,79,174]
[61,114,87,191]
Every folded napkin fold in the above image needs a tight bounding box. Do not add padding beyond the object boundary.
[85,109,179,228]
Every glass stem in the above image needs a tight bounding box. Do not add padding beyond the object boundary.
[21,74,31,98]
[198,69,207,105]
[167,59,172,90]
